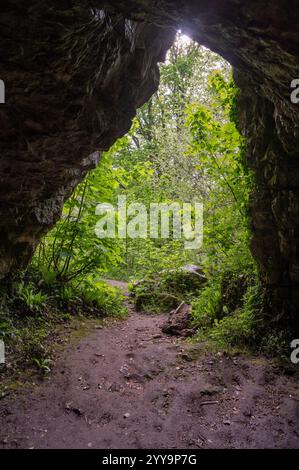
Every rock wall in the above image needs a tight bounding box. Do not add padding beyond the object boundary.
[0,1,175,276]
[1,1,299,329]
[236,72,299,330]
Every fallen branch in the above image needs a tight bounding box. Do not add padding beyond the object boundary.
[174,301,185,315]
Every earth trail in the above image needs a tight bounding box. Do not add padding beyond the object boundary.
[0,281,298,449]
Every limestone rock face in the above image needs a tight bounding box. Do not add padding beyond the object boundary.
[1,1,299,328]
[0,1,175,276]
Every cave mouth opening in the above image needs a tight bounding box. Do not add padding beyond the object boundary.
[1,2,299,339]
[27,30,271,349]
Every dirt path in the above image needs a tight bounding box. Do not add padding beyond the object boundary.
[0,284,298,449]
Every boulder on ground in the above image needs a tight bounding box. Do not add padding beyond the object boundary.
[131,264,206,313]
[161,302,196,337]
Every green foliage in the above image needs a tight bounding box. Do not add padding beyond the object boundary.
[20,33,272,355]
[205,284,263,348]
[259,331,289,358]
[32,150,122,286]
[209,309,256,348]
[18,283,47,313]
[192,277,289,356]
[0,308,55,378]
[101,34,231,281]
[21,326,50,371]
[32,357,52,375]
[99,34,262,352]
[186,71,253,274]
[59,285,76,303]
[77,279,127,317]
[130,273,181,313]
[130,266,206,313]
[191,284,222,328]
[192,285,252,349]
[191,238,258,350]
[183,65,263,350]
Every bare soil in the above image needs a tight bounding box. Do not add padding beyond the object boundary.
[0,282,298,449]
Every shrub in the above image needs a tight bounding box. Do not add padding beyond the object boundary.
[77,279,127,318]
[208,308,256,348]
[191,283,222,328]
[130,266,206,313]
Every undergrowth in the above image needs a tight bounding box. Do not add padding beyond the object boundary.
[192,274,290,358]
[129,266,206,313]
[0,271,127,382]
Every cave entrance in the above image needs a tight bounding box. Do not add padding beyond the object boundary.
[1,3,298,339]
[2,4,299,449]
[31,32,262,346]
[97,32,255,336]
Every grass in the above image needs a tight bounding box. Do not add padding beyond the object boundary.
[0,278,128,393]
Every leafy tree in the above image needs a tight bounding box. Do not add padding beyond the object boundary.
[34,150,122,286]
